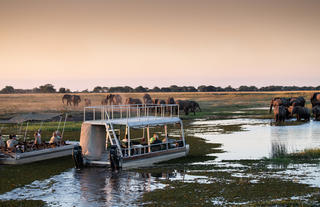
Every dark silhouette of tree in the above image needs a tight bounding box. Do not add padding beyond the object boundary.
[134,86,147,92]
[93,86,103,93]
[1,86,15,93]
[59,88,66,93]
[39,84,56,93]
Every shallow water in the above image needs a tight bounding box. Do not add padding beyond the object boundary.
[1,118,320,206]
[192,119,320,160]
[0,167,166,206]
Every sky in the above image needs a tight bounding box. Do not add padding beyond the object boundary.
[0,0,320,91]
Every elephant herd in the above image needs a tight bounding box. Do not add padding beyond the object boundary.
[62,93,201,116]
[269,93,320,122]
[62,94,81,107]
[126,93,201,116]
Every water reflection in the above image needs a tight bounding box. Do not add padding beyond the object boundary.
[192,119,320,160]
[0,168,167,207]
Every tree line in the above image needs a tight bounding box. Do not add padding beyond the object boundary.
[1,84,320,94]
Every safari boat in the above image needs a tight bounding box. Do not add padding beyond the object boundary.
[0,113,77,165]
[0,142,75,165]
[72,104,189,170]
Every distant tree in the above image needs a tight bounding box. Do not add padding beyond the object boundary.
[151,86,161,92]
[93,86,103,93]
[59,87,66,93]
[238,85,258,91]
[1,86,15,94]
[224,85,236,91]
[82,89,89,93]
[134,86,147,92]
[102,87,109,93]
[160,87,171,92]
[39,84,56,93]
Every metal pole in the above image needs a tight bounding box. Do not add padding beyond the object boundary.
[61,113,68,144]
[57,116,63,131]
[128,126,131,156]
[147,126,150,153]
[24,122,29,142]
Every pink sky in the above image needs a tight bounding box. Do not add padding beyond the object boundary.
[1,0,320,90]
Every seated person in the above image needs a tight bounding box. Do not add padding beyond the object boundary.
[49,131,61,146]
[6,134,18,152]
[122,134,129,148]
[0,134,5,149]
[149,134,161,145]
[34,129,42,145]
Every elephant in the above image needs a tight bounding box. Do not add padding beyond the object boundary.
[273,105,286,122]
[101,94,122,105]
[143,94,152,104]
[176,100,201,115]
[312,105,320,121]
[291,106,310,121]
[72,95,81,107]
[310,92,320,107]
[269,97,290,114]
[109,94,122,105]
[125,97,142,105]
[289,96,305,107]
[62,94,73,106]
[166,97,178,114]
[84,98,91,106]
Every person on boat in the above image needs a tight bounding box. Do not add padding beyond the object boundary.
[49,131,60,146]
[122,134,129,148]
[0,134,5,149]
[6,134,18,152]
[150,133,161,145]
[34,129,42,148]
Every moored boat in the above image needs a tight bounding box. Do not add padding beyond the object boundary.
[73,104,189,169]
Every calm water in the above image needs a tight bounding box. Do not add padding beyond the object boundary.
[191,119,320,160]
[1,118,320,206]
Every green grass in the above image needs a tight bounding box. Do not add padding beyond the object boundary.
[0,200,46,207]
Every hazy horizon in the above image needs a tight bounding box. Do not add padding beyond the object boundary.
[1,0,320,91]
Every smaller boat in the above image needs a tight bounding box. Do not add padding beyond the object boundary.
[0,142,75,165]
[0,113,77,165]
[73,104,189,170]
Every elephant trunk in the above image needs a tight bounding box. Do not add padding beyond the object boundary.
[269,102,273,114]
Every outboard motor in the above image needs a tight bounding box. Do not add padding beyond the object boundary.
[72,145,83,169]
[109,145,122,171]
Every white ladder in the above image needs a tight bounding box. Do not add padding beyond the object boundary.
[105,122,123,158]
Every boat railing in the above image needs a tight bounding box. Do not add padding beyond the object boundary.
[121,139,184,158]
[83,104,180,122]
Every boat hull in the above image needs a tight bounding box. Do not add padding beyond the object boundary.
[84,144,189,169]
[0,144,75,165]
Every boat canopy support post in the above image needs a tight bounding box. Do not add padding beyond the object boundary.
[128,126,131,156]
[180,121,185,146]
[147,125,150,153]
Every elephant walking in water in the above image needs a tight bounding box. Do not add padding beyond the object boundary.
[289,96,305,107]
[273,105,286,123]
[311,93,320,107]
[269,97,290,114]
[291,106,310,121]
[312,105,320,121]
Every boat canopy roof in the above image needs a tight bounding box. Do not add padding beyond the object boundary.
[84,116,181,127]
